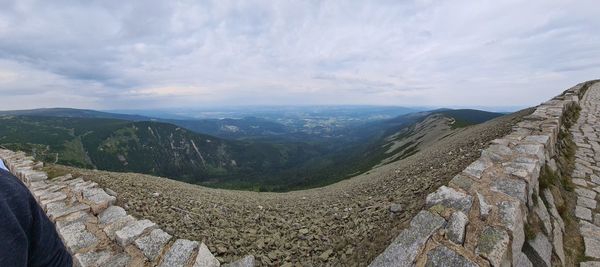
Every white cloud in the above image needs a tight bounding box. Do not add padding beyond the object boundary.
[0,0,598,109]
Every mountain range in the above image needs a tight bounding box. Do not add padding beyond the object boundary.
[0,107,503,191]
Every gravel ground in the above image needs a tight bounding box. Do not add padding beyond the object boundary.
[48,108,532,266]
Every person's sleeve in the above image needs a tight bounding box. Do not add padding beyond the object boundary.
[26,193,73,267]
[0,169,72,267]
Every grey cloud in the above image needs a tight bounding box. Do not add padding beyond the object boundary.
[0,0,598,109]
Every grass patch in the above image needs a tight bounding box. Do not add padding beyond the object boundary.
[43,164,71,179]
[549,101,585,266]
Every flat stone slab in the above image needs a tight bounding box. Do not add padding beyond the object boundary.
[425,186,473,213]
[135,229,172,261]
[56,210,94,229]
[581,262,600,267]
[159,239,199,267]
[40,192,68,207]
[46,202,91,221]
[369,210,446,267]
[115,219,157,246]
[491,178,528,204]
[576,187,597,199]
[574,178,589,186]
[193,243,220,267]
[425,245,477,267]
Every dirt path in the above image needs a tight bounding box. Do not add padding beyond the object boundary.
[47,108,532,266]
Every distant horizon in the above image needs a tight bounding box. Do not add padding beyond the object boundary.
[0,104,525,114]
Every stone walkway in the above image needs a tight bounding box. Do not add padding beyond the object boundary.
[369,81,600,266]
[0,149,254,267]
[571,82,600,266]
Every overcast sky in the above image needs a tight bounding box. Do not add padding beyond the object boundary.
[0,0,598,110]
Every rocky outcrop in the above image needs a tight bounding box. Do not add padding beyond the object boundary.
[0,149,253,267]
[370,80,600,266]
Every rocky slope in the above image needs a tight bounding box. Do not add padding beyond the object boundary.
[44,108,531,266]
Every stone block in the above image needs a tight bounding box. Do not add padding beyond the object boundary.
[425,186,473,213]
[576,206,593,221]
[578,197,598,209]
[533,195,552,235]
[491,178,528,204]
[98,206,127,225]
[56,210,94,229]
[542,189,565,231]
[576,187,597,199]
[57,221,98,253]
[223,255,255,267]
[446,211,468,245]
[135,229,172,262]
[193,243,220,267]
[74,251,112,267]
[584,237,600,259]
[477,193,492,220]
[449,174,475,192]
[497,199,525,260]
[40,192,68,208]
[46,202,90,221]
[482,144,513,162]
[580,220,600,239]
[103,215,136,240]
[74,251,131,267]
[70,181,98,194]
[369,211,446,267]
[81,187,116,214]
[513,252,533,267]
[115,219,157,246]
[462,158,492,179]
[552,219,565,265]
[514,143,545,161]
[159,239,199,267]
[476,227,510,267]
[425,245,477,267]
[525,233,551,267]
[574,178,589,186]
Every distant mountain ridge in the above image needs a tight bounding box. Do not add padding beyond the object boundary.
[0,107,503,191]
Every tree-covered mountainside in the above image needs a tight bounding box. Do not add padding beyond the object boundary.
[0,108,503,191]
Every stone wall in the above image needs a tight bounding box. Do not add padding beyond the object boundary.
[0,149,255,267]
[370,81,599,267]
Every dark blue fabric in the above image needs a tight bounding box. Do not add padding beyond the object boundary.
[0,169,72,267]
